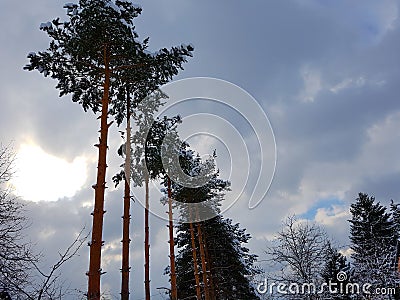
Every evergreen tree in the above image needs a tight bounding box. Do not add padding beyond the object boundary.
[167,151,260,299]
[390,200,400,241]
[118,90,133,300]
[321,244,352,300]
[174,216,260,300]
[349,193,398,291]
[113,90,182,300]
[390,201,400,300]
[139,110,183,300]
[150,118,184,300]
[24,1,193,298]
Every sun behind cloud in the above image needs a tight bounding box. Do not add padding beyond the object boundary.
[12,143,88,202]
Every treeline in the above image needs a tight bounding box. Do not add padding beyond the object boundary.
[264,193,400,300]
[8,0,260,299]
[3,136,400,300]
[164,148,261,299]
[2,0,398,299]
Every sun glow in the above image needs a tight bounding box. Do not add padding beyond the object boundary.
[12,143,88,202]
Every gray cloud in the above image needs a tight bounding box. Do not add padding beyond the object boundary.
[1,0,400,298]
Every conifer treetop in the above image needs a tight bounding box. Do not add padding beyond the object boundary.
[24,0,193,121]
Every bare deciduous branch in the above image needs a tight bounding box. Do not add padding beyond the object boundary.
[1,143,88,299]
[264,215,331,298]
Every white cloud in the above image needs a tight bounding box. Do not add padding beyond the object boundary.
[339,247,354,258]
[276,110,400,219]
[374,0,399,35]
[329,75,388,94]
[360,111,400,175]
[1,0,400,297]
[329,77,367,93]
[102,239,123,270]
[315,205,350,226]
[38,227,56,240]
[299,65,322,102]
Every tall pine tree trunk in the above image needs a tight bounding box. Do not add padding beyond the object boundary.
[88,44,112,300]
[144,171,150,300]
[189,209,202,300]
[167,177,178,300]
[203,230,216,299]
[196,221,210,300]
[121,90,132,300]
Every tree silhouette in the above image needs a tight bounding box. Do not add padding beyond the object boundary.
[0,143,34,296]
[114,90,181,299]
[320,243,352,300]
[265,216,331,299]
[164,149,260,299]
[349,193,398,295]
[1,144,88,299]
[142,113,183,300]
[24,1,193,298]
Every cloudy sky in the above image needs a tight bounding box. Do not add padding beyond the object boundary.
[1,0,400,298]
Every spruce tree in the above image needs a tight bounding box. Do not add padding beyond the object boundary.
[24,1,193,298]
[321,244,352,300]
[390,200,400,300]
[390,200,400,240]
[349,193,397,290]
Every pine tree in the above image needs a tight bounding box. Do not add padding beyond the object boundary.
[114,90,182,299]
[167,151,260,300]
[148,117,184,300]
[174,216,260,300]
[24,1,193,298]
[114,90,169,300]
[119,90,132,300]
[141,113,182,300]
[349,193,398,291]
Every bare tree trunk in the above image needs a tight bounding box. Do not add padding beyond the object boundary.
[203,230,215,300]
[121,89,132,300]
[196,222,210,300]
[167,178,178,300]
[189,209,202,300]
[144,171,150,300]
[88,44,112,300]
